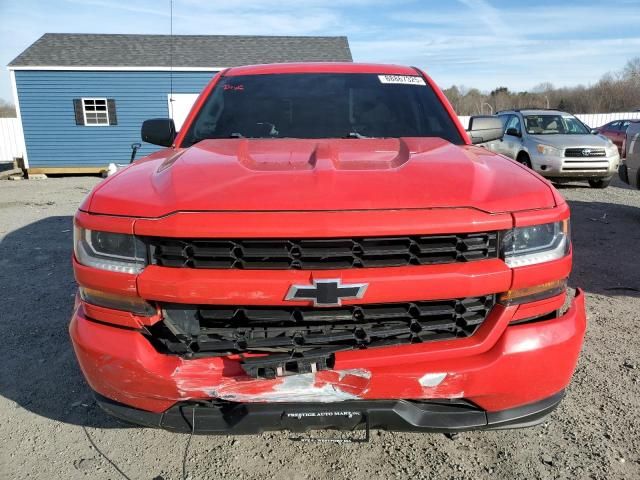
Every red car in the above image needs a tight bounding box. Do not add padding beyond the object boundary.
[69,63,586,435]
[598,119,634,156]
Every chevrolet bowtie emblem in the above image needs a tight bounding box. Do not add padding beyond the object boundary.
[285,279,368,307]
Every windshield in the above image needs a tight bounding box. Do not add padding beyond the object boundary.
[181,73,463,147]
[524,114,589,135]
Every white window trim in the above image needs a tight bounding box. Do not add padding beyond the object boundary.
[81,97,110,126]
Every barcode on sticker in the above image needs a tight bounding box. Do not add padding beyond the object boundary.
[378,75,426,86]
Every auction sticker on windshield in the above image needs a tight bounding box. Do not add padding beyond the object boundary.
[378,75,426,86]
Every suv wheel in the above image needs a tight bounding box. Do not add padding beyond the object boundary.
[588,178,611,189]
[516,152,532,168]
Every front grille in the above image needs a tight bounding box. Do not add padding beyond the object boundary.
[564,148,606,158]
[147,233,498,270]
[147,295,495,360]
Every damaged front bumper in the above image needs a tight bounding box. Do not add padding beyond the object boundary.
[70,289,586,432]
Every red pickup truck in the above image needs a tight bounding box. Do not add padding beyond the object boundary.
[70,63,586,436]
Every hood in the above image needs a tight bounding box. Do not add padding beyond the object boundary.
[86,138,556,217]
[528,134,612,148]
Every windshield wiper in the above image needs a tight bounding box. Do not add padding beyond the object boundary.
[189,133,245,145]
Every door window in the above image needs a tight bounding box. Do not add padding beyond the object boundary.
[498,114,510,129]
[504,115,522,136]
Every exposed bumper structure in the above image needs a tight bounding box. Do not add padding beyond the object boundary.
[70,290,586,427]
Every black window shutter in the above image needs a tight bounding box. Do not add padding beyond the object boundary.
[107,99,118,125]
[73,99,84,125]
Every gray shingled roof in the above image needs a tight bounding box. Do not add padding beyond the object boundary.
[8,33,352,68]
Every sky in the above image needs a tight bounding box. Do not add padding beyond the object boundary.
[1,0,640,102]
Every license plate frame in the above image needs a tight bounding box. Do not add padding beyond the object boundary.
[284,410,370,443]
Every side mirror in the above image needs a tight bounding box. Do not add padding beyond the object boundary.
[505,127,521,137]
[467,116,504,144]
[141,118,176,147]
[590,128,599,135]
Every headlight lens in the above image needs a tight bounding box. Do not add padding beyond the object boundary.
[74,226,146,273]
[502,220,570,267]
[536,144,561,156]
[605,143,619,157]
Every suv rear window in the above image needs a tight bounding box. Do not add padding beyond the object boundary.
[182,73,463,146]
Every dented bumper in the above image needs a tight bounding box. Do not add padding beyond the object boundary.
[69,290,586,423]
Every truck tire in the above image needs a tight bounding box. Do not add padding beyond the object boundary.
[588,178,610,189]
[618,164,629,184]
[516,152,532,168]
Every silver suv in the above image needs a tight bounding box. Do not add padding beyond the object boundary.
[482,109,620,188]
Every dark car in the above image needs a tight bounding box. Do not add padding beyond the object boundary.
[598,120,634,156]
[619,120,640,188]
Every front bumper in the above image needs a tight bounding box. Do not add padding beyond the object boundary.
[530,152,619,178]
[70,289,586,427]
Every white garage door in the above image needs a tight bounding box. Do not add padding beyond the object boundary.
[167,94,199,131]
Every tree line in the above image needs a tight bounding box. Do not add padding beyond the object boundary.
[443,57,640,115]
[0,99,16,117]
[0,58,638,118]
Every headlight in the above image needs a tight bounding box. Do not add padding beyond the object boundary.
[74,226,146,274]
[605,143,619,157]
[536,144,561,156]
[502,220,570,267]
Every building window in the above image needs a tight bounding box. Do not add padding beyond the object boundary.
[73,98,117,126]
[83,98,109,125]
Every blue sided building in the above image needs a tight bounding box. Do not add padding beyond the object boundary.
[8,33,352,173]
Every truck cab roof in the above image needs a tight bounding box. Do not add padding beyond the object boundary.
[224,62,421,76]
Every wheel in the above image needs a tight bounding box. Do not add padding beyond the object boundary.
[516,152,532,168]
[588,178,611,189]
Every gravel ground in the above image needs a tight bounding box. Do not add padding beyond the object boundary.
[0,175,639,480]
